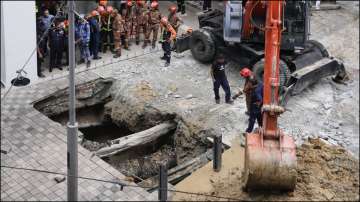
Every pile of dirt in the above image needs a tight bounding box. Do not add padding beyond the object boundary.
[200,138,359,201]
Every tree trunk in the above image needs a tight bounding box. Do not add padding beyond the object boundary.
[95,122,177,158]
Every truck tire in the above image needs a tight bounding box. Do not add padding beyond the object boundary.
[189,28,216,63]
[252,59,291,88]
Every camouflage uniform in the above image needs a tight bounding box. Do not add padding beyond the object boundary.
[124,5,137,48]
[168,13,182,33]
[146,9,161,48]
[112,11,126,57]
[136,4,149,47]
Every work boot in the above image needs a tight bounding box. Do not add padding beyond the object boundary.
[152,41,156,49]
[142,41,148,49]
[124,42,130,50]
[38,73,45,78]
[215,99,220,104]
[160,56,166,60]
[164,62,170,67]
[77,59,85,65]
[226,99,234,105]
[86,60,91,68]
[136,40,139,45]
[102,46,107,53]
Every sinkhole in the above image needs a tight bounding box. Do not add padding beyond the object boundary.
[33,78,213,191]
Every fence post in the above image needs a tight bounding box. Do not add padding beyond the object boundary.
[213,134,222,172]
[158,163,168,201]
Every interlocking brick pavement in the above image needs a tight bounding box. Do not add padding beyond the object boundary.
[1,70,156,201]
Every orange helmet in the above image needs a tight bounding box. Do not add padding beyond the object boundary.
[151,1,159,9]
[160,16,168,25]
[240,68,252,78]
[99,0,107,6]
[169,5,177,13]
[97,5,105,14]
[106,5,113,13]
[91,10,99,17]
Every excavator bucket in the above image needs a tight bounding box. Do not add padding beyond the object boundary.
[243,131,297,191]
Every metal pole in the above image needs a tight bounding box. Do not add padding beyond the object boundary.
[67,1,78,201]
[158,163,168,201]
[213,134,222,172]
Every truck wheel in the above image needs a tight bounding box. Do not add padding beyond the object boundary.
[189,28,216,63]
[252,59,291,89]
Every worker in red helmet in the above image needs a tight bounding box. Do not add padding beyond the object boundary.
[123,0,137,49]
[100,6,115,53]
[145,1,162,49]
[111,9,126,58]
[233,67,257,115]
[167,5,182,33]
[159,17,176,67]
[135,0,149,47]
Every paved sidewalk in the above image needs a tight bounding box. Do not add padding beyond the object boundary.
[1,70,155,201]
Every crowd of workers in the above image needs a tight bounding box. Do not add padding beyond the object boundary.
[35,0,261,134]
[35,0,185,77]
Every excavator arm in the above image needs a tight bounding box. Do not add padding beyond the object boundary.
[243,0,297,191]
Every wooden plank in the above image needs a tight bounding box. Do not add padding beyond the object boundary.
[95,122,177,158]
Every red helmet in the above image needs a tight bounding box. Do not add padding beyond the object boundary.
[160,16,168,25]
[106,6,113,13]
[151,1,159,9]
[169,5,177,13]
[127,1,133,7]
[240,68,252,78]
[137,0,145,6]
[91,10,99,17]
[99,0,107,6]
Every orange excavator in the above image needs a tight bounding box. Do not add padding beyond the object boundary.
[243,1,297,191]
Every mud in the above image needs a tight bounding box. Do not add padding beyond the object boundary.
[196,138,359,201]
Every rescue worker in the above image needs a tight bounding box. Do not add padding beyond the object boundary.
[101,6,114,53]
[145,1,162,49]
[75,14,91,68]
[245,80,263,133]
[112,9,126,58]
[167,5,182,33]
[36,26,45,78]
[123,1,137,49]
[136,0,149,47]
[62,19,69,66]
[232,67,257,115]
[89,10,102,60]
[48,20,65,72]
[176,0,186,16]
[210,54,233,104]
[159,17,176,67]
[40,9,54,56]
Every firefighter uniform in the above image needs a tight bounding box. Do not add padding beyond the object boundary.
[146,9,162,48]
[160,21,176,66]
[101,12,114,53]
[112,10,126,58]
[136,3,149,47]
[124,4,137,49]
[168,13,182,33]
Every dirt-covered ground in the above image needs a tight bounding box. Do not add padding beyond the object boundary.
[195,138,359,201]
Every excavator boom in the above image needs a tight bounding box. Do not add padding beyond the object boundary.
[243,0,297,191]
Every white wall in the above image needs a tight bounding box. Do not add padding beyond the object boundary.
[1,1,5,86]
[1,1,37,87]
